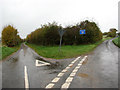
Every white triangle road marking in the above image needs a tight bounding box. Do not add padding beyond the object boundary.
[35,60,50,67]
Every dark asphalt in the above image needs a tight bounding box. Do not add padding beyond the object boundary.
[0,39,119,89]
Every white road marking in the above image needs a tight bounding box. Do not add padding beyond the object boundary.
[24,66,29,89]
[45,56,81,89]
[75,65,81,69]
[71,61,75,64]
[66,77,73,83]
[57,73,64,77]
[61,56,88,89]
[52,77,60,83]
[21,49,23,52]
[69,64,73,67]
[65,67,70,69]
[62,69,68,73]
[45,83,55,88]
[36,60,50,67]
[61,82,70,88]
[70,73,76,77]
[72,69,78,73]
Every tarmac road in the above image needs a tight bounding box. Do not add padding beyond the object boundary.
[1,39,119,89]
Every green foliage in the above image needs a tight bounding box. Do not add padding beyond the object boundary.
[0,45,19,60]
[112,37,120,48]
[118,32,120,36]
[2,25,22,47]
[63,20,103,45]
[26,22,61,45]
[103,32,108,35]
[107,28,117,37]
[26,37,111,59]
[26,20,103,45]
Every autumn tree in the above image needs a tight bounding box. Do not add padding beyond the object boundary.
[2,25,21,47]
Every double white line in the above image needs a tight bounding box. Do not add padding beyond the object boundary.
[61,56,87,88]
[45,56,81,89]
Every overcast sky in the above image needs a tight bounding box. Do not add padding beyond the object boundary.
[0,0,119,39]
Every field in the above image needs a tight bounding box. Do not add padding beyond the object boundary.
[26,37,111,59]
[0,44,20,60]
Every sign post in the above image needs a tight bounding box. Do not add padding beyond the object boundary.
[58,29,66,52]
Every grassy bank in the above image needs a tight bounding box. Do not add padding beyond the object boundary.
[0,44,20,61]
[26,37,111,59]
[112,37,120,48]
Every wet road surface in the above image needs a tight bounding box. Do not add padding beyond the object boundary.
[1,39,119,89]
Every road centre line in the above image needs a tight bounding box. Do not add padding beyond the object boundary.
[45,56,81,89]
[24,66,29,89]
[61,56,88,88]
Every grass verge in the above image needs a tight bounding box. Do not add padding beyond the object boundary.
[112,37,120,48]
[0,44,20,61]
[26,37,112,59]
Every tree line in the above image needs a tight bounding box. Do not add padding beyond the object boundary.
[103,28,118,37]
[3,20,116,47]
[26,20,103,45]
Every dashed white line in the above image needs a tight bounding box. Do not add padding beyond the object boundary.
[78,63,82,66]
[69,64,73,67]
[62,69,68,73]
[61,56,88,89]
[61,82,70,88]
[66,77,73,83]
[65,67,70,69]
[45,56,81,89]
[45,83,55,88]
[72,69,78,73]
[21,49,23,52]
[24,66,29,89]
[70,73,76,77]
[52,77,60,83]
[57,73,64,77]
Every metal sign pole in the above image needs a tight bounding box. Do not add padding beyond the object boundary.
[58,29,65,52]
[59,36,62,52]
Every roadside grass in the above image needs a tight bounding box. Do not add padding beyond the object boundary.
[26,37,112,59]
[0,44,20,61]
[112,37,120,48]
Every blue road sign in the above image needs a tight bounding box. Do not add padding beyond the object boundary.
[80,29,86,34]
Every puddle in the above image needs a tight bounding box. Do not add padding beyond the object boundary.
[47,62,63,69]
[77,73,89,78]
[7,57,18,63]
[12,58,18,63]
[49,70,60,74]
